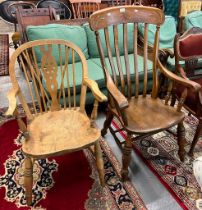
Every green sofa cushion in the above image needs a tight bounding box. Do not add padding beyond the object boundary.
[83,23,134,58]
[41,58,105,92]
[26,24,89,64]
[184,11,202,30]
[91,54,153,83]
[138,16,176,49]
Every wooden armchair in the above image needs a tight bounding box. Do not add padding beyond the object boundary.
[6,39,107,205]
[70,0,101,18]
[172,27,202,157]
[89,6,200,180]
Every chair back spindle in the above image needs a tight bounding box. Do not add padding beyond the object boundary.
[9,40,88,120]
[89,6,164,103]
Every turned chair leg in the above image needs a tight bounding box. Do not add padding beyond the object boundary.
[177,121,186,161]
[95,141,105,187]
[24,156,33,206]
[101,109,113,137]
[188,120,202,157]
[121,134,132,181]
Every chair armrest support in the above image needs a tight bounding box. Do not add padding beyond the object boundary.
[158,58,201,92]
[5,88,19,117]
[83,78,107,102]
[105,72,129,110]
[158,49,174,65]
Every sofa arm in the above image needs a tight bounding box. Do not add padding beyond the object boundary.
[5,88,19,117]
[83,78,107,103]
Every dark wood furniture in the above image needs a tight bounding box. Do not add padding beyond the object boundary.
[70,0,101,18]
[173,27,202,157]
[6,39,107,206]
[89,5,199,180]
[140,0,163,9]
[15,7,57,43]
[36,0,72,19]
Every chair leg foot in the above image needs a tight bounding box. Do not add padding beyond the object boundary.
[95,141,105,187]
[121,134,132,181]
[24,157,33,206]
[101,109,113,137]
[188,120,202,157]
[177,122,186,162]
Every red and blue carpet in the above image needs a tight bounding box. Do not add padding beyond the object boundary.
[0,118,146,210]
[112,113,202,210]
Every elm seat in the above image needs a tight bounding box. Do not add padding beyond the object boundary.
[24,109,100,157]
[172,27,202,157]
[112,96,184,133]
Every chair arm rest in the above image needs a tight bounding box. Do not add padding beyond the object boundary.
[83,78,107,102]
[158,58,201,92]
[5,88,19,117]
[106,75,129,110]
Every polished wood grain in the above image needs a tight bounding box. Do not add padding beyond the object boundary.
[6,39,107,205]
[89,5,195,180]
[70,0,101,18]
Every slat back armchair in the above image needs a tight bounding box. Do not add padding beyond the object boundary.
[173,27,202,157]
[6,39,107,205]
[70,0,101,18]
[89,5,200,180]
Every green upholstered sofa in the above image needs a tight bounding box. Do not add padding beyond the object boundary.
[26,23,154,104]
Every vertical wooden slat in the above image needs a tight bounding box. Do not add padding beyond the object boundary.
[31,47,49,112]
[65,46,71,108]
[24,50,42,113]
[95,31,107,76]
[104,27,117,86]
[134,23,139,98]
[72,49,76,108]
[19,53,37,114]
[58,44,67,108]
[113,25,125,95]
[143,23,148,97]
[151,25,160,98]
[123,23,131,98]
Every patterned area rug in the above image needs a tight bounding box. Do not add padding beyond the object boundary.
[0,34,9,76]
[0,119,147,210]
[112,113,202,210]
